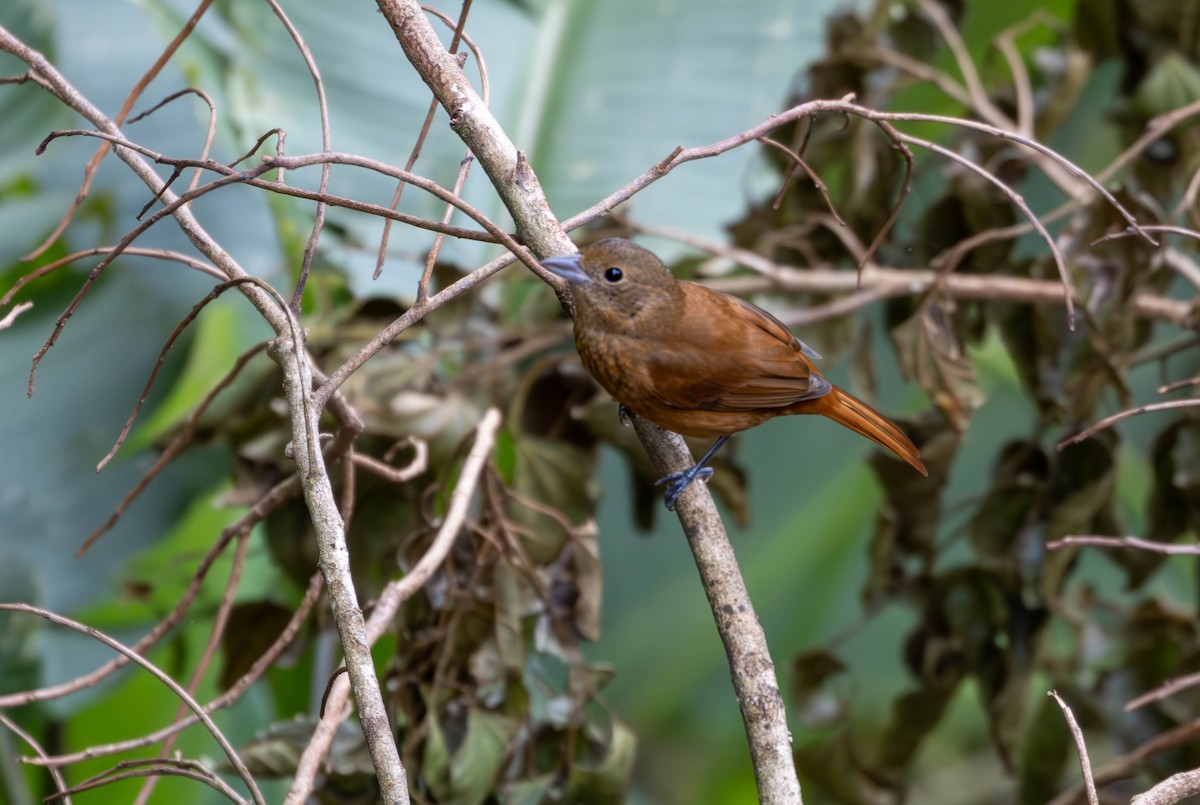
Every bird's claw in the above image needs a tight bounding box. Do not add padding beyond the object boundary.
[618,404,633,427]
[655,465,714,511]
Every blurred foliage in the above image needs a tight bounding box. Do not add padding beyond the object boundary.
[4,0,1200,803]
[737,1,1200,802]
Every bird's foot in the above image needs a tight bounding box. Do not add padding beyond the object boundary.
[655,464,714,511]
[617,404,633,427]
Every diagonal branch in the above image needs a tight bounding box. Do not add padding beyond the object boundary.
[373,2,804,802]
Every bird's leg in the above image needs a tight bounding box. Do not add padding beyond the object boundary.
[655,435,730,511]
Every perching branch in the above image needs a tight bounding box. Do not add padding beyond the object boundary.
[374,2,804,801]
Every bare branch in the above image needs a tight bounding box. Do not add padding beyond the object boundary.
[376,1,484,282]
[285,407,501,805]
[18,0,219,262]
[261,0,331,311]
[0,300,32,330]
[24,572,322,769]
[1049,690,1098,805]
[631,417,802,803]
[0,24,408,798]
[351,437,429,483]
[1048,535,1200,556]
[1058,399,1200,450]
[95,277,274,474]
[1127,671,1200,713]
[0,713,72,804]
[1131,769,1200,805]
[632,224,1192,327]
[0,603,265,805]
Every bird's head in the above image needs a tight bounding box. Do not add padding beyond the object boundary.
[540,238,683,331]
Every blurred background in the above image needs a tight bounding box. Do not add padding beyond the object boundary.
[2,0,1199,802]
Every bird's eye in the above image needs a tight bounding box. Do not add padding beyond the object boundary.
[603,267,623,283]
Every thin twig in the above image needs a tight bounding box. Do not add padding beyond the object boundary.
[374,1,481,280]
[1058,399,1200,450]
[314,249,516,408]
[0,300,32,329]
[897,129,1077,326]
[0,713,72,804]
[25,572,322,769]
[1047,535,1200,556]
[756,135,846,226]
[1127,670,1200,712]
[284,407,501,805]
[33,128,498,242]
[855,117,914,276]
[1049,690,1099,805]
[51,759,245,804]
[1159,372,1200,393]
[25,165,277,397]
[264,152,556,282]
[95,277,274,473]
[2,246,225,310]
[79,341,268,553]
[2,468,297,710]
[18,0,218,261]
[916,0,1012,129]
[127,86,218,194]
[351,438,429,483]
[262,0,331,312]
[132,532,253,805]
[0,604,265,805]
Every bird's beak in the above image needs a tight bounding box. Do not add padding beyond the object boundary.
[540,253,591,285]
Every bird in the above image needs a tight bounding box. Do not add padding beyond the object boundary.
[540,237,928,510]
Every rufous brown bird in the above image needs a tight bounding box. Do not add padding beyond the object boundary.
[541,238,927,509]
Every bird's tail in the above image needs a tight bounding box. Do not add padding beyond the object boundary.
[805,387,928,476]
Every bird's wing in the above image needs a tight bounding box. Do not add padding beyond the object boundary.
[645,283,832,411]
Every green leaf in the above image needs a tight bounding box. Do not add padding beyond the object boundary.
[449,709,520,804]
